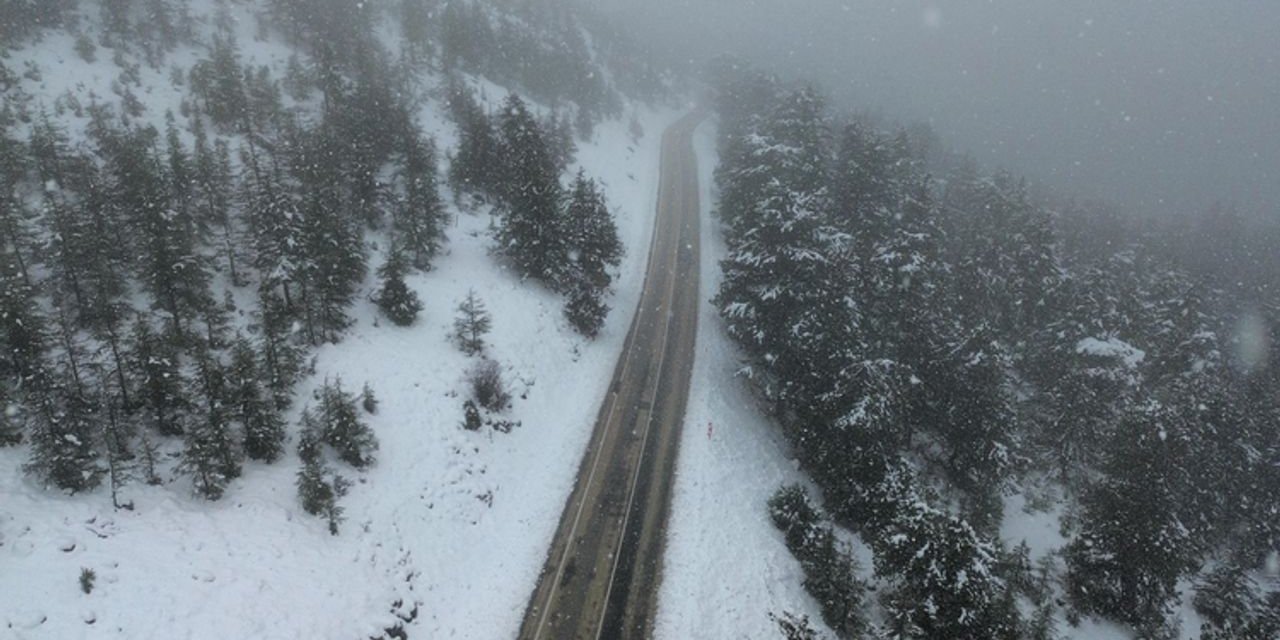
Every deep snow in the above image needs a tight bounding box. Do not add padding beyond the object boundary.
[0,3,684,636]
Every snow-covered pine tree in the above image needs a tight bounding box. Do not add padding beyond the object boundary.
[564,276,609,338]
[25,376,105,493]
[317,379,378,469]
[375,248,423,327]
[190,33,250,131]
[128,316,189,436]
[291,121,366,344]
[714,87,847,412]
[395,132,446,270]
[227,336,286,463]
[461,398,482,431]
[873,498,1021,640]
[446,78,502,199]
[296,454,348,535]
[453,288,492,356]
[180,354,241,500]
[100,125,212,338]
[1065,400,1198,635]
[191,118,242,286]
[563,170,622,289]
[494,94,567,287]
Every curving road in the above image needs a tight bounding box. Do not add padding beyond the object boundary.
[518,110,707,640]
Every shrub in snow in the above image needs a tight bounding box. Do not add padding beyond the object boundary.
[79,567,95,594]
[468,358,510,411]
[461,399,482,431]
[767,485,867,639]
[361,382,378,415]
[768,612,819,640]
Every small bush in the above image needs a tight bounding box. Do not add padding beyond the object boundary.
[361,382,378,414]
[468,359,510,411]
[79,567,96,594]
[462,399,482,431]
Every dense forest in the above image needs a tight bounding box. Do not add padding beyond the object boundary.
[0,0,650,529]
[709,59,1280,639]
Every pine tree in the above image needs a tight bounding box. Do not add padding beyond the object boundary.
[563,170,622,289]
[375,249,423,327]
[25,378,105,493]
[317,379,378,469]
[1065,401,1197,634]
[453,289,491,355]
[395,133,447,270]
[296,454,348,534]
[192,34,250,130]
[103,126,211,337]
[128,317,188,436]
[192,119,241,286]
[181,355,241,499]
[257,285,304,409]
[400,0,433,63]
[874,499,1021,640]
[227,336,286,463]
[446,79,501,198]
[292,121,367,344]
[494,94,566,286]
[564,277,609,338]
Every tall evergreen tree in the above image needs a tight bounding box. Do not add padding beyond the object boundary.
[128,316,189,436]
[181,354,241,499]
[395,132,447,270]
[374,249,423,327]
[494,94,566,286]
[227,336,286,463]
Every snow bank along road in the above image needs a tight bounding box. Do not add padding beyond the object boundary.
[519,109,709,640]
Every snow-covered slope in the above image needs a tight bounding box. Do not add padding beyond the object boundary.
[654,121,835,639]
[0,2,684,637]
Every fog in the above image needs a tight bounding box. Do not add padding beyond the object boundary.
[601,0,1280,221]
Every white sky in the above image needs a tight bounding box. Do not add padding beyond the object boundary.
[602,0,1280,220]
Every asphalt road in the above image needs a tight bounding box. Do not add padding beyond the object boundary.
[518,110,707,640]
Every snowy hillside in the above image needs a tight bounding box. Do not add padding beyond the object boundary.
[0,1,684,637]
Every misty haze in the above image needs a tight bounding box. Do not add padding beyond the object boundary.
[1,2,1277,639]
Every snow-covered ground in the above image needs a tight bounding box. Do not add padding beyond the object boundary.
[0,3,686,636]
[654,120,836,639]
[0,107,679,639]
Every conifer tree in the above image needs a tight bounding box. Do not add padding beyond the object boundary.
[25,377,105,493]
[317,379,378,469]
[128,317,188,436]
[395,133,447,270]
[181,355,241,499]
[1065,401,1197,635]
[564,278,609,338]
[227,336,286,463]
[453,289,491,355]
[257,285,304,409]
[375,249,423,327]
[563,171,622,288]
[192,119,241,285]
[292,122,367,344]
[446,79,501,198]
[494,94,566,286]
